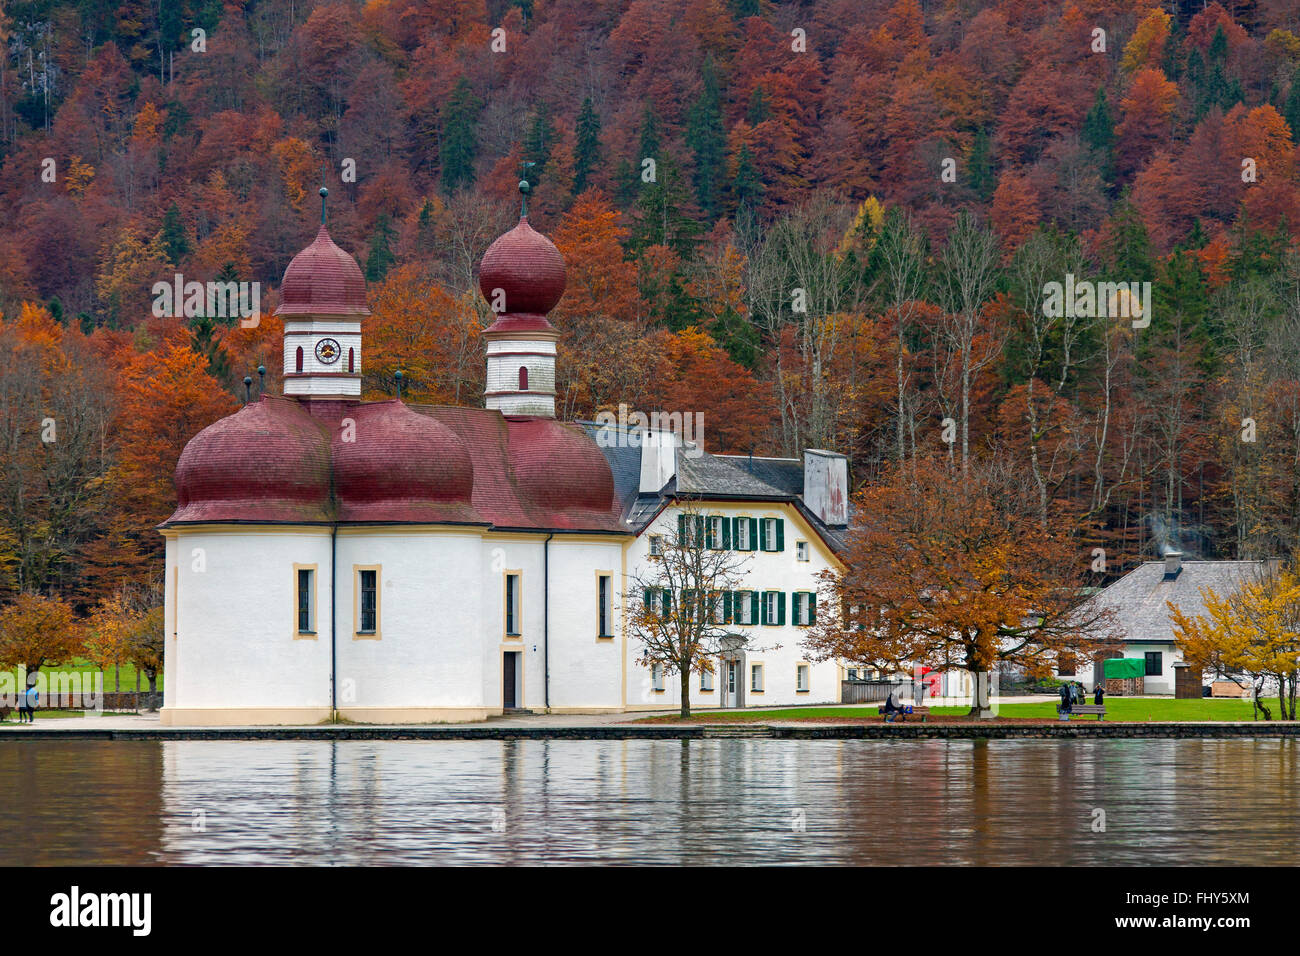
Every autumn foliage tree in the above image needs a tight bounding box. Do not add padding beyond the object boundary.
[805,456,1120,716]
[0,592,81,673]
[1169,564,1300,720]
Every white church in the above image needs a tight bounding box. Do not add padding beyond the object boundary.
[159,191,852,725]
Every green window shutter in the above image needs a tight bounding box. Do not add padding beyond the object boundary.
[775,518,785,552]
[759,591,769,625]
[662,590,672,617]
[721,516,732,550]
[777,591,787,626]
[748,518,759,551]
[792,592,803,623]
[704,518,715,550]
[644,588,653,614]
[750,590,760,624]
[694,515,704,547]
[807,592,816,624]
[758,519,769,552]
[678,514,686,545]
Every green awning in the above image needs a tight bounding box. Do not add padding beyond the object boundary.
[1104,658,1145,679]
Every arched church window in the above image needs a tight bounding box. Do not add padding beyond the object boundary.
[519,366,528,390]
[296,346,303,373]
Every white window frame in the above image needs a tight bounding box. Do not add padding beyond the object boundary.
[708,515,725,550]
[796,664,810,692]
[649,535,664,557]
[700,667,714,692]
[796,540,809,562]
[762,518,777,551]
[734,591,754,626]
[751,663,764,693]
[735,518,751,551]
[764,591,778,624]
[651,663,665,692]
[793,591,815,626]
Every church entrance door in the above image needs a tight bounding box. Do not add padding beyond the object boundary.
[503,652,520,709]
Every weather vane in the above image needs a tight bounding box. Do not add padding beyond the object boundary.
[518,161,536,217]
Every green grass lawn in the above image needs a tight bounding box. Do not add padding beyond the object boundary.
[0,711,135,722]
[28,659,162,694]
[639,698,1274,723]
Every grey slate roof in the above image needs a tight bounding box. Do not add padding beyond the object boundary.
[676,452,793,498]
[1090,560,1272,645]
[712,454,805,496]
[578,421,849,553]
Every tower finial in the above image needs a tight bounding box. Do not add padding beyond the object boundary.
[319,186,329,226]
[518,161,536,217]
[394,369,404,400]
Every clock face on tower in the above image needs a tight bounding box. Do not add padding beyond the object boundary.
[315,338,341,365]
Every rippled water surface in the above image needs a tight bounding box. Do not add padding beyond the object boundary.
[0,738,1295,865]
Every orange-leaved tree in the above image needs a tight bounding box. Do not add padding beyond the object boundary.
[0,592,81,673]
[104,330,237,581]
[804,456,1120,716]
[1169,564,1300,721]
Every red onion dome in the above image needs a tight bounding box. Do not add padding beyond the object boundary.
[333,400,482,524]
[507,418,617,516]
[478,216,567,316]
[169,397,332,524]
[275,224,370,316]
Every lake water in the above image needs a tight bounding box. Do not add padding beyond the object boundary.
[0,737,1294,865]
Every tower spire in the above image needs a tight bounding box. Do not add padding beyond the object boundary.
[518,161,536,217]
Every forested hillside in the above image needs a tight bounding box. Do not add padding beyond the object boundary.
[3,0,1300,608]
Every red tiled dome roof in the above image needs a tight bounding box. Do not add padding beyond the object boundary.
[478,216,566,317]
[172,397,333,523]
[275,224,370,316]
[333,401,482,524]
[508,418,617,518]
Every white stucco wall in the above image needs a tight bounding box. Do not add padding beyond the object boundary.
[164,496,844,722]
[623,501,844,710]
[164,529,333,710]
[334,529,484,709]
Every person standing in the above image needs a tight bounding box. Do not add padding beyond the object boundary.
[1058,681,1072,716]
[1094,681,1105,706]
[19,682,37,723]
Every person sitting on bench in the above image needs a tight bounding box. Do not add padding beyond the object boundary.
[882,687,904,722]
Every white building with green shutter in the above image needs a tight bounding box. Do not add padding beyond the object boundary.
[587,425,851,711]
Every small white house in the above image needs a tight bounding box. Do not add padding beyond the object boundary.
[1068,552,1272,694]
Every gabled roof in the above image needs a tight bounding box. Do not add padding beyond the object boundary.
[578,422,848,554]
[1089,559,1273,645]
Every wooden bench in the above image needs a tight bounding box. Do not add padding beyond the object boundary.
[1061,704,1106,721]
[878,705,931,723]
